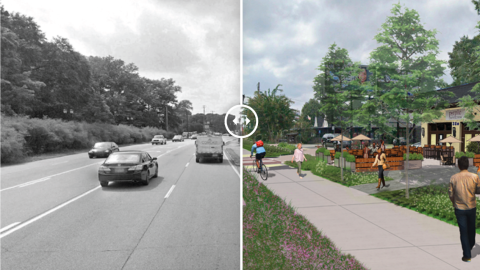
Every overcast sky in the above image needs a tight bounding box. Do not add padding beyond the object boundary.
[244,0,480,112]
[3,0,240,115]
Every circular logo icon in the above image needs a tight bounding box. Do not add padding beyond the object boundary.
[224,105,258,139]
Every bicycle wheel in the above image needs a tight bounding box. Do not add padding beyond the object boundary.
[251,159,257,173]
[260,164,268,180]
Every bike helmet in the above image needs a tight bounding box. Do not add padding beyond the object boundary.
[256,140,264,147]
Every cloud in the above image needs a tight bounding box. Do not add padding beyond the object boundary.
[3,0,240,114]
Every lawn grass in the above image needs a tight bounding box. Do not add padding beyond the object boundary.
[243,168,367,269]
[284,154,318,171]
[372,185,480,234]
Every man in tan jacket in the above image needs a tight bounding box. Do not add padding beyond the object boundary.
[449,156,480,262]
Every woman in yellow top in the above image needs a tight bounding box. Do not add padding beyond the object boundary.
[372,148,390,190]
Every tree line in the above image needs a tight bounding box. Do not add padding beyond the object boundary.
[0,5,199,133]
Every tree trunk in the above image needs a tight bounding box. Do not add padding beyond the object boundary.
[405,115,410,199]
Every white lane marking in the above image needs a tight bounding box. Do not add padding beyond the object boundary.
[0,222,20,233]
[164,185,176,198]
[1,162,102,192]
[18,177,51,188]
[185,163,189,167]
[224,151,240,178]
[0,186,101,239]
[156,144,189,159]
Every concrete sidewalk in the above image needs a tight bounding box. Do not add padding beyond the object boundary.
[244,149,480,269]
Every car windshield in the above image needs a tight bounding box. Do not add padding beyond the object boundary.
[105,153,140,164]
[174,135,181,138]
[154,135,164,138]
[94,143,110,148]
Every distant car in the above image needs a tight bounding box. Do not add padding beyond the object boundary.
[191,134,198,139]
[393,137,406,145]
[214,132,221,136]
[98,151,158,187]
[152,135,167,145]
[88,142,119,158]
[172,135,184,142]
[412,142,421,147]
[223,133,229,136]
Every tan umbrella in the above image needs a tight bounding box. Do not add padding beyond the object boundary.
[352,134,371,150]
[467,135,480,142]
[331,135,352,141]
[439,135,462,148]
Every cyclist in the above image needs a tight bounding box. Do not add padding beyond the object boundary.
[250,140,266,172]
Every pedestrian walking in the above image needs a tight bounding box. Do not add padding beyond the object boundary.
[371,148,390,190]
[449,156,480,262]
[291,143,307,179]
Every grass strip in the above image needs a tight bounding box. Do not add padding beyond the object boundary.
[243,168,367,269]
[372,185,480,234]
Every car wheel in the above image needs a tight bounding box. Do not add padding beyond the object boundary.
[196,157,199,163]
[89,155,93,159]
[219,157,223,163]
[142,170,150,186]
[100,181,108,187]
[153,166,158,178]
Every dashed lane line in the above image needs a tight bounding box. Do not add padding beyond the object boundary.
[164,185,176,199]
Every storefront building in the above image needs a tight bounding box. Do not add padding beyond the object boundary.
[421,82,480,153]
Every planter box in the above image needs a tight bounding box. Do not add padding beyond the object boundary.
[456,158,474,167]
[324,156,332,164]
[349,161,356,172]
[317,152,324,160]
[405,159,422,170]
[334,159,339,167]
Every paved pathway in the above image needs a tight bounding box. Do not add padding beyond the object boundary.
[243,149,480,269]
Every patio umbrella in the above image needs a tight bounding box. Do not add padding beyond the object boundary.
[440,136,462,147]
[351,134,371,149]
[467,135,480,142]
[331,134,351,152]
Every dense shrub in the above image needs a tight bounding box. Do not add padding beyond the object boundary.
[403,153,424,160]
[316,147,327,154]
[466,142,480,154]
[455,151,475,159]
[1,115,172,163]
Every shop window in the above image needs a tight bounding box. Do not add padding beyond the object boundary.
[446,123,452,131]
[430,124,437,131]
[437,124,445,131]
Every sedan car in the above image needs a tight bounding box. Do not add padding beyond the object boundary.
[98,151,158,187]
[172,135,184,142]
[151,135,167,145]
[190,134,198,139]
[88,142,119,158]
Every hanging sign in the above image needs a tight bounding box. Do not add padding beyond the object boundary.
[446,109,465,120]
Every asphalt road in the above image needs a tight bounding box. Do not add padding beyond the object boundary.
[1,136,240,270]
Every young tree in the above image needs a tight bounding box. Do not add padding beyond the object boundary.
[362,3,453,198]
[313,43,365,181]
[245,84,296,142]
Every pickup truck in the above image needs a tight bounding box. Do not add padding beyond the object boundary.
[195,135,225,163]
[151,135,167,145]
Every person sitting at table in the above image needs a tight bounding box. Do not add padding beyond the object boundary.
[369,142,378,155]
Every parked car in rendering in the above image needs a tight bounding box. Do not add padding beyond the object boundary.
[98,151,158,187]
[393,137,406,145]
[190,134,198,139]
[412,142,421,147]
[88,142,119,158]
[172,135,184,142]
[151,135,167,145]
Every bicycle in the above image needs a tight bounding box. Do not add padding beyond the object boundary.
[251,156,268,180]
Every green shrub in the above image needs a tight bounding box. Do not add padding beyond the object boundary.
[278,142,288,148]
[346,155,356,162]
[465,151,475,158]
[316,147,327,154]
[284,154,317,170]
[403,153,424,160]
[455,152,466,159]
[466,142,480,154]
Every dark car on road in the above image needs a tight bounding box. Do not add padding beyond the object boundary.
[172,135,184,142]
[98,151,158,187]
[190,134,198,139]
[88,142,119,158]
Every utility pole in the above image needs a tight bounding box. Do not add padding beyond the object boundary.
[186,112,189,132]
[165,106,168,131]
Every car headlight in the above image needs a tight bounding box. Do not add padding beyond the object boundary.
[128,165,143,172]
[99,165,110,172]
